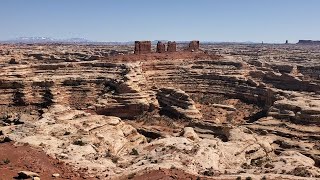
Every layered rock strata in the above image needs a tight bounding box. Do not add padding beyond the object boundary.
[157,87,202,120]
[156,41,166,53]
[167,41,177,52]
[188,40,200,51]
[134,41,151,54]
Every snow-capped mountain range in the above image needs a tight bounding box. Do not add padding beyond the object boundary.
[2,37,93,44]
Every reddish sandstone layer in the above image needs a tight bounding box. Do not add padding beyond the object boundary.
[188,40,200,51]
[167,41,177,52]
[134,41,152,54]
[108,51,220,62]
[156,41,166,53]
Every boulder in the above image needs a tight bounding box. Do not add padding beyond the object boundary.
[52,173,60,178]
[157,87,202,120]
[183,127,199,141]
[18,171,40,178]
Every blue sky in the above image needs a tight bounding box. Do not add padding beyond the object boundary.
[1,0,319,43]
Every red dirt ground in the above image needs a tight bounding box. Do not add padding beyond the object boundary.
[0,142,93,180]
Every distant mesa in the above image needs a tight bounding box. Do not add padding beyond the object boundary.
[297,40,320,45]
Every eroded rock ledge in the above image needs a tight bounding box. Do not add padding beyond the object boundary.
[157,87,202,120]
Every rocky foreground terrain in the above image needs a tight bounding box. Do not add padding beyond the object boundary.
[0,43,319,179]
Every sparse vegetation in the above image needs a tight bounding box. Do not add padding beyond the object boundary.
[289,167,312,177]
[151,159,158,164]
[105,149,112,157]
[241,163,250,169]
[202,168,214,176]
[130,148,139,155]
[73,139,86,146]
[250,157,264,167]
[111,156,119,164]
[127,173,136,179]
[2,158,10,164]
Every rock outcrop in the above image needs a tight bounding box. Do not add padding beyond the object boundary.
[134,41,151,54]
[167,41,177,52]
[269,95,320,124]
[0,60,157,119]
[157,87,202,120]
[188,40,200,51]
[94,62,158,118]
[156,41,166,53]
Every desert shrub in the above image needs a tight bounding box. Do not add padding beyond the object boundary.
[202,169,214,176]
[73,139,86,146]
[289,167,312,177]
[2,158,10,164]
[127,173,136,179]
[130,148,139,155]
[64,131,71,135]
[111,156,119,163]
[105,149,112,157]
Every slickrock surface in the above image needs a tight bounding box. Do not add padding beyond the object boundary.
[0,43,319,179]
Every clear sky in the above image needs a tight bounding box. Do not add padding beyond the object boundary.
[1,0,319,43]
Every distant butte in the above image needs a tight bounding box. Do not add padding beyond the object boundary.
[297,40,320,45]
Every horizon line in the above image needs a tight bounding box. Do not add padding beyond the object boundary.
[0,36,314,44]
